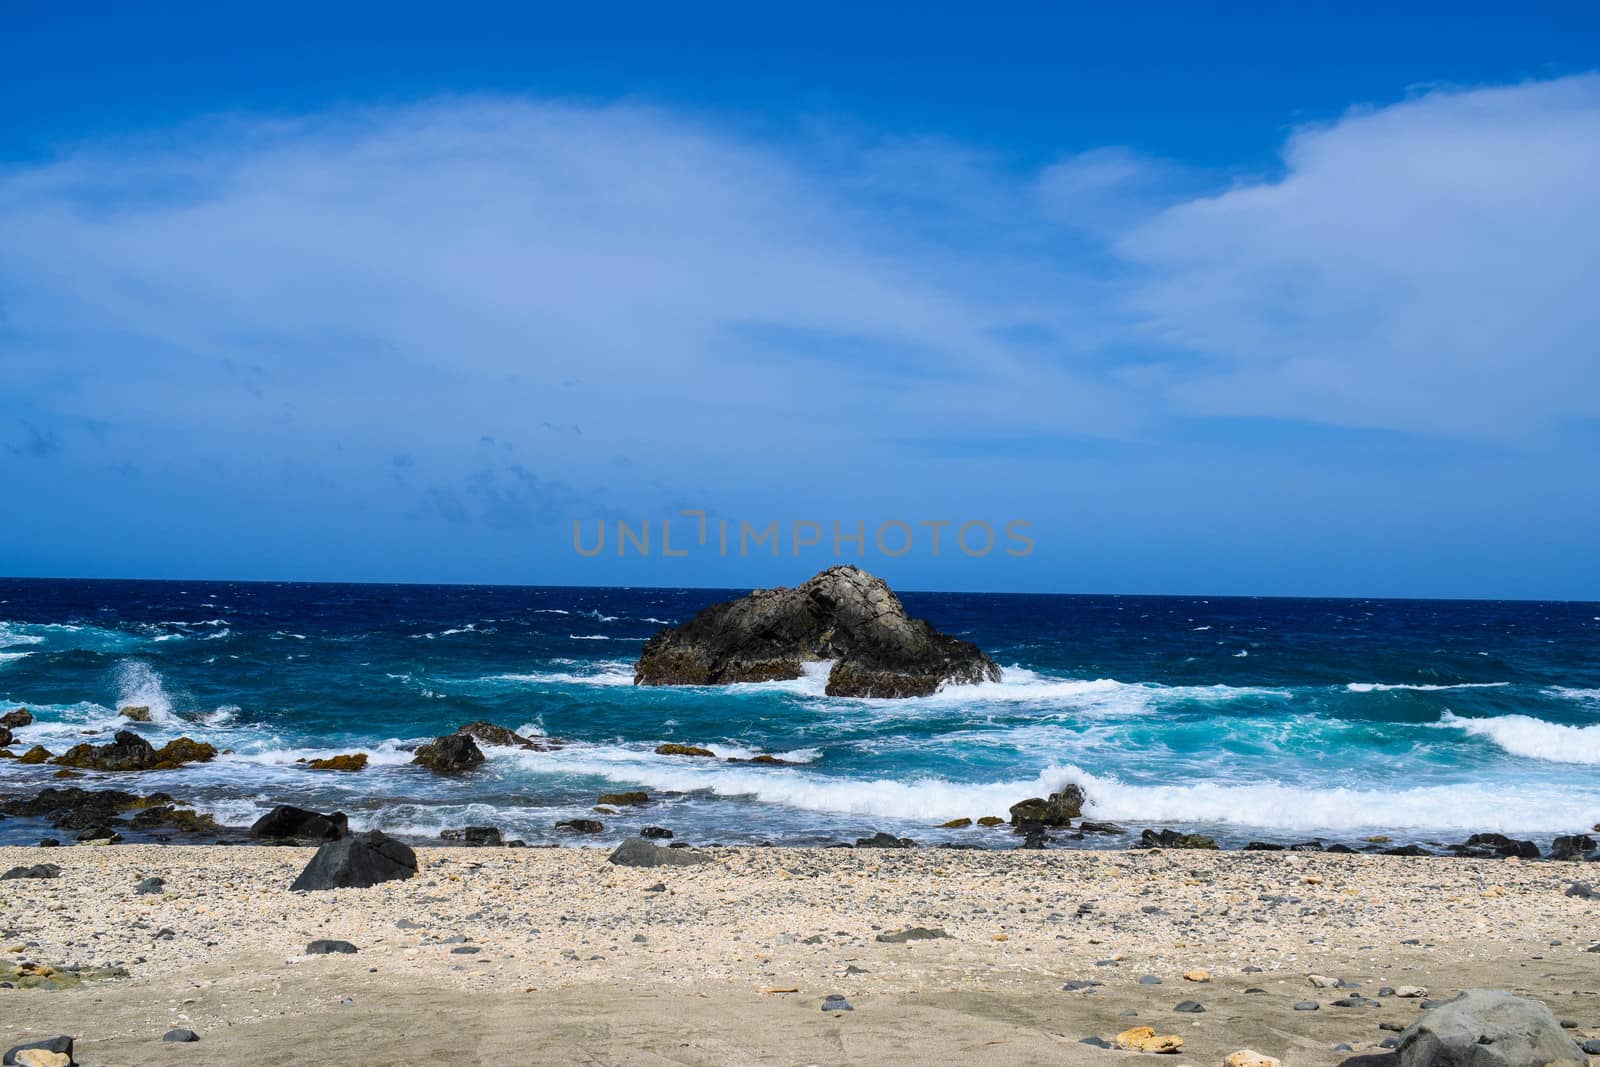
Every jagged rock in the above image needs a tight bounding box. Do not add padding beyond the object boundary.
[51,731,216,772]
[1550,833,1596,861]
[306,753,367,771]
[455,721,533,748]
[118,705,153,722]
[18,745,52,764]
[606,838,709,867]
[655,743,715,757]
[1,708,32,728]
[1008,785,1085,826]
[633,565,1001,698]
[290,830,417,891]
[1139,828,1219,850]
[1396,989,1575,1065]
[410,733,484,773]
[597,791,649,807]
[251,805,348,841]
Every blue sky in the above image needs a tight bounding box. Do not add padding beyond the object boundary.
[3,3,1599,597]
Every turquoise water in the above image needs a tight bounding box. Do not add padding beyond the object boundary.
[2,578,1599,848]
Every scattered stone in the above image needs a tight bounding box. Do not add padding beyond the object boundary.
[856,831,916,848]
[1293,1001,1319,1011]
[1395,988,1574,1065]
[3,862,63,879]
[654,743,715,757]
[1564,881,1595,899]
[455,721,534,748]
[306,939,359,954]
[1308,973,1340,988]
[1115,1026,1183,1054]
[52,730,216,771]
[1139,828,1219,850]
[290,830,418,891]
[410,733,484,773]
[1078,820,1126,834]
[134,876,165,894]
[1062,980,1102,991]
[597,791,649,807]
[307,753,367,771]
[1395,986,1427,998]
[556,819,604,834]
[1183,970,1210,982]
[606,838,709,867]
[162,1028,200,1042]
[821,994,853,1012]
[633,565,1001,697]
[1581,1038,1600,1055]
[251,805,348,841]
[1080,1036,1113,1048]
[441,826,502,846]
[1174,1000,1205,1013]
[1138,975,1163,985]
[640,826,673,839]
[876,927,951,943]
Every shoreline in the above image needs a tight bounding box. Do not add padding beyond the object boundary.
[5,844,1600,1064]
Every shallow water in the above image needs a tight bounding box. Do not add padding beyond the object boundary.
[2,578,1598,849]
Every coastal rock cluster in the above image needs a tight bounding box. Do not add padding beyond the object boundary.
[633,565,1001,698]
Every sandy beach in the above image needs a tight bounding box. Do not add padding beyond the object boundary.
[4,843,1598,1065]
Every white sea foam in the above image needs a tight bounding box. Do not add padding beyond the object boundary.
[0,652,31,666]
[1438,711,1600,765]
[1547,686,1600,704]
[113,660,180,721]
[489,666,635,687]
[1347,682,1510,693]
[0,623,47,648]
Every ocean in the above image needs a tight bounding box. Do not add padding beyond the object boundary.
[2,577,1598,849]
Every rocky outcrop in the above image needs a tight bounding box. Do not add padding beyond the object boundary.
[304,753,367,771]
[0,708,32,728]
[1396,989,1576,1066]
[0,787,215,838]
[290,830,417,890]
[1008,785,1085,827]
[51,731,216,772]
[411,733,484,773]
[251,804,348,842]
[656,743,715,757]
[633,566,1001,698]
[1551,833,1597,860]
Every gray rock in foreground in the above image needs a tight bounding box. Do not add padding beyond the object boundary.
[606,838,709,868]
[290,830,418,891]
[633,565,1000,698]
[1398,988,1576,1066]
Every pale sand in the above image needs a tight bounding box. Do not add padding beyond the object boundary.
[3,844,1598,1065]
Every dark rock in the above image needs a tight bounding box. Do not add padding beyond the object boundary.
[306,753,367,771]
[1325,843,1357,853]
[1461,833,1540,859]
[1,863,61,880]
[450,945,480,954]
[876,926,951,943]
[1077,820,1125,835]
[1008,785,1085,827]
[654,743,716,757]
[441,826,502,847]
[1174,1000,1205,1013]
[162,1028,200,1042]
[607,838,709,867]
[1138,975,1162,985]
[1381,844,1431,857]
[134,876,165,894]
[556,818,604,834]
[856,831,916,848]
[38,838,59,847]
[306,939,359,954]
[724,753,796,765]
[0,707,32,728]
[455,720,533,748]
[821,994,853,1012]
[1061,980,1102,991]
[1551,834,1597,861]
[1582,1038,1600,1055]
[639,826,673,839]
[0,726,9,747]
[52,730,216,771]
[1395,988,1574,1065]
[17,745,52,764]
[410,733,485,773]
[1294,1001,1320,1011]
[1244,841,1285,851]
[251,805,348,841]
[597,791,649,807]
[75,824,120,843]
[1139,828,1219,850]
[1079,1036,1113,1048]
[290,830,418,891]
[3,1036,74,1065]
[1289,841,1326,852]
[633,565,1001,697]
[1564,881,1595,899]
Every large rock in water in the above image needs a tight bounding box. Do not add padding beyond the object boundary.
[51,730,216,772]
[411,733,485,773]
[633,565,1001,698]
[1397,989,1578,1066]
[290,830,417,891]
[251,805,348,841]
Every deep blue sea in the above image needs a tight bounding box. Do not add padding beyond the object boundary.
[3,578,1599,849]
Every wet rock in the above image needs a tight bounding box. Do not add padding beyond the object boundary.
[639,826,673,839]
[939,818,973,829]
[2,863,61,880]
[1078,820,1125,835]
[856,832,916,848]
[161,1029,200,1042]
[290,830,417,891]
[118,705,153,722]
[634,565,1001,697]
[1139,828,1219,850]
[2,1036,74,1066]
[0,707,32,728]
[725,754,795,765]
[410,733,484,773]
[1381,844,1431,856]
[76,824,120,843]
[876,927,950,943]
[0,726,10,747]
[306,753,367,771]
[251,805,348,842]
[976,816,1005,827]
[1008,785,1085,827]
[455,720,533,748]
[606,838,709,867]
[17,745,52,764]
[52,731,216,772]
[1243,842,1284,851]
[655,743,715,757]
[306,939,359,954]
[1550,833,1596,860]
[556,818,604,834]
[1395,988,1574,1065]
[597,791,649,807]
[1457,833,1540,859]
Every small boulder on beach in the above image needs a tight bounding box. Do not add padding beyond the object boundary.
[606,838,708,867]
[1395,989,1574,1066]
[2,863,62,880]
[411,733,484,773]
[290,830,417,891]
[306,939,359,954]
